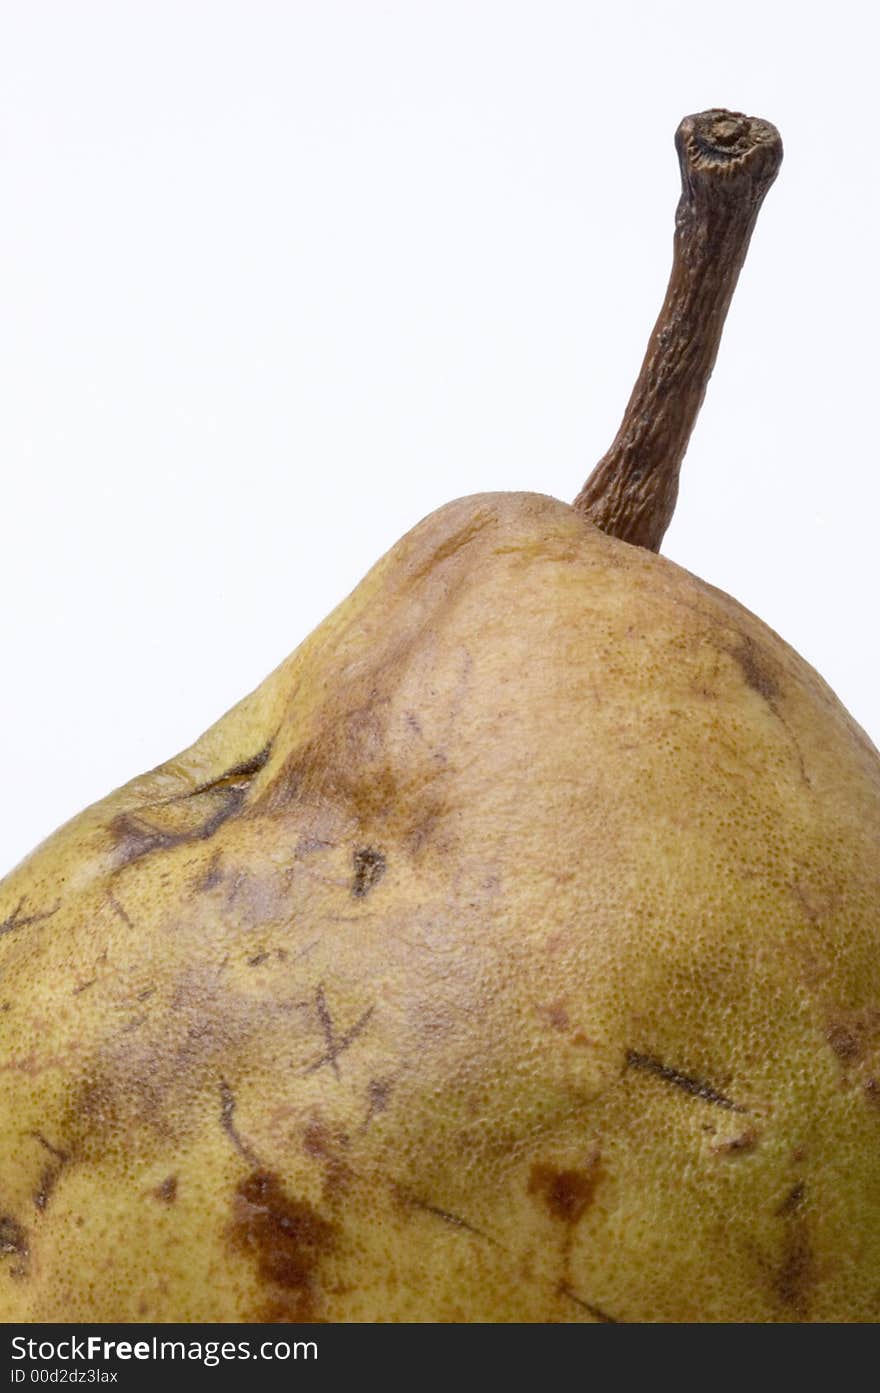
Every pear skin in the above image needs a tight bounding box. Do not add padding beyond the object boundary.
[1,492,879,1321]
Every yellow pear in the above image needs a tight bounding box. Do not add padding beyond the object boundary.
[2,110,878,1324]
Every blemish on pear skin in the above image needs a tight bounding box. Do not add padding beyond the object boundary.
[731,638,778,703]
[826,1023,860,1063]
[710,1128,759,1156]
[34,1167,59,1211]
[775,1222,813,1313]
[153,1176,178,1203]
[361,1078,392,1131]
[0,897,61,937]
[559,1284,619,1323]
[726,637,812,785]
[352,847,386,898]
[31,1133,69,1210]
[230,1171,334,1320]
[33,1132,68,1163]
[770,1181,812,1313]
[107,892,134,928]
[825,1010,880,1068]
[247,946,291,968]
[198,853,225,892]
[220,1080,261,1167]
[111,743,273,868]
[538,1000,570,1032]
[112,793,243,866]
[0,1216,29,1275]
[303,1120,351,1197]
[369,1079,390,1107]
[626,1049,745,1112]
[212,744,274,783]
[776,1181,805,1217]
[304,984,375,1079]
[528,1161,602,1225]
[394,1186,495,1243]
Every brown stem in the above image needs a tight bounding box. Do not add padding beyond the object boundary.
[573,109,783,552]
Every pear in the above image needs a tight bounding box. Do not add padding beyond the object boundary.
[1,110,878,1325]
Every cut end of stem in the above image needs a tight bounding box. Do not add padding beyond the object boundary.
[573,108,782,553]
[678,109,782,183]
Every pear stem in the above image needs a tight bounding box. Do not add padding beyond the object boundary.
[573,109,783,552]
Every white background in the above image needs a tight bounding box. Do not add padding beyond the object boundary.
[1,0,877,876]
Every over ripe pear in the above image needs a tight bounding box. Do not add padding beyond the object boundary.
[1,110,878,1324]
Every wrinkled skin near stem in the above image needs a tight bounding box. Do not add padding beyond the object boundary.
[574,109,783,551]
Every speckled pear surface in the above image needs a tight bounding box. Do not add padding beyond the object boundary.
[1,110,878,1322]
